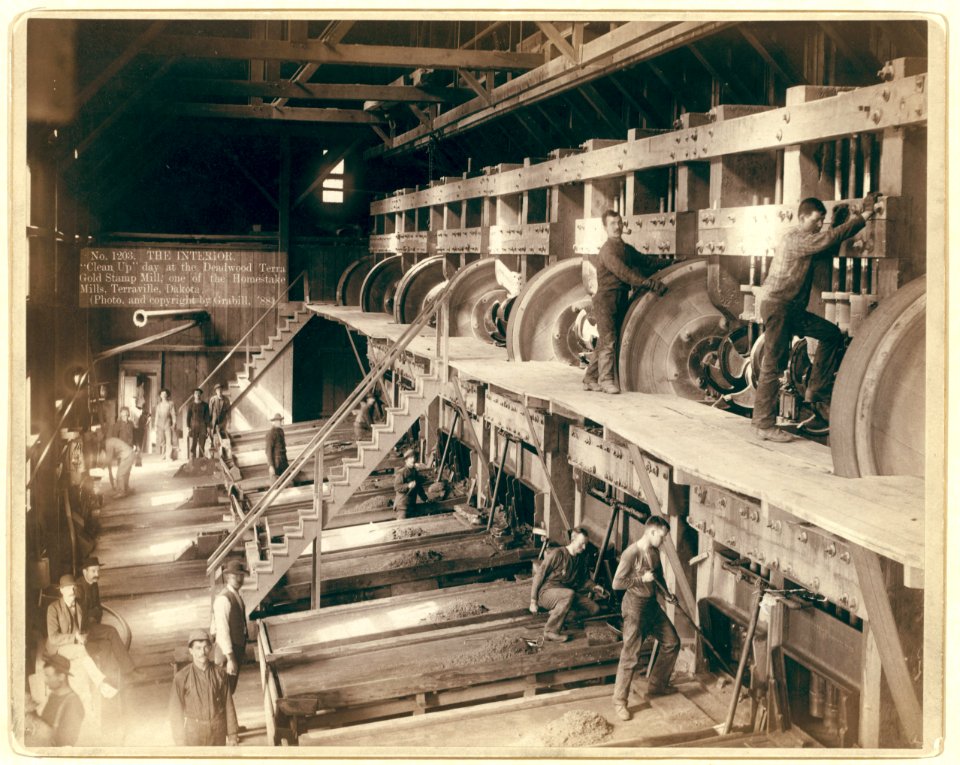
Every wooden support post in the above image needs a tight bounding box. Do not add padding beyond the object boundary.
[448,377,491,507]
[626,442,696,620]
[859,623,883,747]
[850,544,922,745]
[311,447,324,609]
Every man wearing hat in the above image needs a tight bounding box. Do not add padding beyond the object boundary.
[76,557,138,679]
[208,383,231,454]
[264,413,288,477]
[186,387,210,465]
[100,431,136,499]
[23,654,85,747]
[353,393,378,443]
[393,449,429,520]
[210,560,249,694]
[168,630,239,747]
[46,574,119,700]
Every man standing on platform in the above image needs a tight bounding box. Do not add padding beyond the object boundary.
[154,388,177,460]
[610,516,680,721]
[528,526,605,642]
[168,630,239,747]
[208,383,230,454]
[582,210,672,395]
[186,388,209,465]
[265,413,288,477]
[210,560,248,695]
[751,194,879,442]
[393,448,428,520]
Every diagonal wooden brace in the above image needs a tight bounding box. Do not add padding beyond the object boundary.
[626,441,697,620]
[850,544,923,744]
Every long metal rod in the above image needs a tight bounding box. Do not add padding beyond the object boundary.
[344,325,389,402]
[486,434,510,532]
[722,584,765,735]
[592,502,620,583]
[436,408,460,477]
[653,580,736,677]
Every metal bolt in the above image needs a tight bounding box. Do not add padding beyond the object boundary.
[871,109,882,125]
[824,543,837,558]
[839,551,851,563]
[783,111,790,123]
[798,531,808,543]
[882,88,891,102]
[776,129,783,141]
[739,507,748,518]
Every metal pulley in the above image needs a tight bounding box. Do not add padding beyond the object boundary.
[359,254,404,314]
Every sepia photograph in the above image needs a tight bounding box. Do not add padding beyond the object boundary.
[5,2,950,761]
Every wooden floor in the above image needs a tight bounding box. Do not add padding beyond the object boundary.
[310,303,924,574]
[90,453,270,749]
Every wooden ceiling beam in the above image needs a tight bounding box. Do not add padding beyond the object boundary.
[367,20,730,158]
[687,42,758,104]
[175,78,472,104]
[535,22,580,65]
[112,33,544,71]
[608,72,667,129]
[75,21,168,112]
[172,103,385,124]
[817,22,880,80]
[457,69,493,105]
[738,25,805,85]
[578,82,628,135]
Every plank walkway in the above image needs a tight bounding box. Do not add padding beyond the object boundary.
[311,304,924,572]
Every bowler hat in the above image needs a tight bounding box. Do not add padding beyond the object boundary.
[81,556,102,569]
[270,413,284,422]
[43,654,73,676]
[187,629,211,647]
[223,559,248,576]
[58,574,78,589]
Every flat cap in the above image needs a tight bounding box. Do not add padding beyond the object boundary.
[187,629,211,646]
[58,574,78,589]
[43,654,73,676]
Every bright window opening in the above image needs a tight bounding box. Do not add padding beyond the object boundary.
[322,153,346,205]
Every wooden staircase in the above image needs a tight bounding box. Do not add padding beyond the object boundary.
[237,369,442,616]
[226,301,314,409]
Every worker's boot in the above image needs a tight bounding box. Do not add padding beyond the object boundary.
[613,701,632,721]
[582,379,601,392]
[543,631,570,642]
[599,380,620,395]
[752,426,793,443]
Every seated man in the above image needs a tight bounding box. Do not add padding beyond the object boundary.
[529,526,605,642]
[75,557,137,680]
[46,575,119,700]
[23,654,85,747]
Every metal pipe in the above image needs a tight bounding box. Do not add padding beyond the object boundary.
[834,140,844,199]
[132,308,209,327]
[722,584,765,735]
[486,433,510,532]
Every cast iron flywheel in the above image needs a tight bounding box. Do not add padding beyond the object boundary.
[618,259,744,398]
[506,258,591,364]
[393,256,447,323]
[359,255,403,314]
[830,276,925,477]
[444,258,507,343]
[336,257,374,306]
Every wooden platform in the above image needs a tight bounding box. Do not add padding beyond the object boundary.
[307,304,924,573]
[259,578,625,740]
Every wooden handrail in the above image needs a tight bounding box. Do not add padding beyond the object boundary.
[206,280,453,577]
[178,270,307,415]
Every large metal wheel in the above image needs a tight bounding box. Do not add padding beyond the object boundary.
[336,257,374,306]
[618,259,743,398]
[506,258,590,364]
[445,258,505,342]
[831,277,925,477]
[394,256,447,323]
[359,255,403,314]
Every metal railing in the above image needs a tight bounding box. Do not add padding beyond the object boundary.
[205,280,454,577]
[178,270,308,418]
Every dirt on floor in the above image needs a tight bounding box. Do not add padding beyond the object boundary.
[355,494,392,514]
[387,549,443,568]
[439,634,534,669]
[419,599,490,624]
[537,709,614,747]
[391,525,426,541]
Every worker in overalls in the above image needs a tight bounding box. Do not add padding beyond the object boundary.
[393,448,428,520]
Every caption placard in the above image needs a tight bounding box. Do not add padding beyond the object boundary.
[79,247,288,308]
